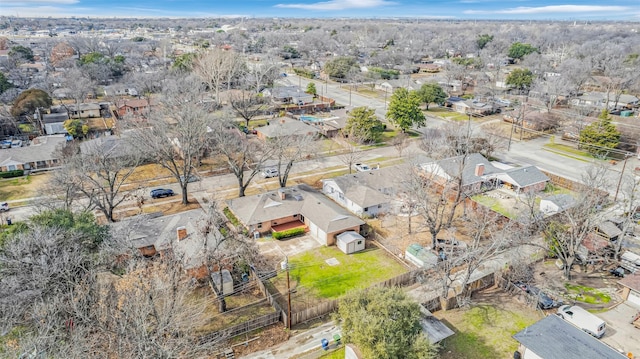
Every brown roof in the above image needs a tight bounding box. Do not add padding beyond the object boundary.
[618,273,640,292]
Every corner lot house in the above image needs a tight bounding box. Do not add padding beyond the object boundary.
[513,314,625,359]
[420,153,549,195]
[226,184,365,246]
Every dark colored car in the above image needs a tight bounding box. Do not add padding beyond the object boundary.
[150,188,175,199]
[513,281,561,309]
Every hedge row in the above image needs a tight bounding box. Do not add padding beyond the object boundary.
[0,170,24,179]
[273,227,305,240]
[223,207,240,226]
[293,68,316,79]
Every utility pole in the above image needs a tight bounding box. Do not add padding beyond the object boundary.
[614,153,632,201]
[284,257,292,329]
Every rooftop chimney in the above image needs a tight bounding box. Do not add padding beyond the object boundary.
[176,226,187,241]
[475,164,485,177]
[278,188,286,200]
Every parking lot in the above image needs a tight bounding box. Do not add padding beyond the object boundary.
[599,302,640,356]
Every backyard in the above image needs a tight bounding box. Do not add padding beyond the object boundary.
[436,287,543,359]
[272,245,408,306]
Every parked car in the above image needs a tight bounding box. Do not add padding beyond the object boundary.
[354,163,371,172]
[262,168,279,178]
[180,174,200,183]
[0,202,9,212]
[512,281,561,309]
[150,189,175,199]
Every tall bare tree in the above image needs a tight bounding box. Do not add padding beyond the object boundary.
[194,48,244,105]
[127,75,212,205]
[210,117,274,197]
[265,130,315,188]
[65,137,141,222]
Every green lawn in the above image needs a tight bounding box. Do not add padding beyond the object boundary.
[564,283,611,304]
[439,305,540,359]
[275,246,407,299]
[543,143,594,162]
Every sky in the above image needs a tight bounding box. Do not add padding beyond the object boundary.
[1,0,639,20]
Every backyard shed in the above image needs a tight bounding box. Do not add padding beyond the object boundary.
[540,194,575,214]
[336,231,365,254]
[211,269,234,296]
[405,244,438,269]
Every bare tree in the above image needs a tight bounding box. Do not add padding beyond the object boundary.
[210,117,274,197]
[229,89,269,129]
[194,48,243,105]
[65,138,141,222]
[266,131,315,188]
[336,133,365,174]
[127,75,212,205]
[62,68,95,119]
[537,165,609,279]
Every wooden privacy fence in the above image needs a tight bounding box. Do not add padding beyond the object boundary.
[289,299,339,327]
[199,311,281,345]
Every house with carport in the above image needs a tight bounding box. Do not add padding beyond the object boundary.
[226,184,365,246]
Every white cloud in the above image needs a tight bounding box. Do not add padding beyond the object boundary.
[465,5,629,15]
[275,0,395,11]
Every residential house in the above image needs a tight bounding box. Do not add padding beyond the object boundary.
[263,86,313,105]
[540,194,575,215]
[0,134,66,172]
[420,153,549,195]
[571,92,639,110]
[41,107,70,135]
[322,166,402,217]
[103,85,139,97]
[513,314,625,359]
[116,209,225,279]
[451,99,496,116]
[618,273,640,308]
[226,184,365,246]
[115,98,151,119]
[255,117,319,140]
[67,103,102,118]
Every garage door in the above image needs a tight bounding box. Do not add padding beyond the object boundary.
[629,291,640,308]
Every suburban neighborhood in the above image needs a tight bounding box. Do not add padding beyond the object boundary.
[1,15,640,359]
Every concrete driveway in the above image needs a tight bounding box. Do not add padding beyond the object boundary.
[257,234,322,260]
[599,302,640,356]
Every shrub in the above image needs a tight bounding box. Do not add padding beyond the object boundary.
[223,207,240,226]
[0,170,24,179]
[272,227,305,240]
[293,68,316,79]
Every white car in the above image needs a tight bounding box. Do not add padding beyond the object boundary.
[354,163,371,172]
[262,168,279,178]
[0,202,9,212]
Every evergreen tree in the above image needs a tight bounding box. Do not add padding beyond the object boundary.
[386,88,425,132]
[344,106,384,143]
[579,109,620,157]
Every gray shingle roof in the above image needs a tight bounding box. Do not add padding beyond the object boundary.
[497,166,549,188]
[0,135,67,166]
[256,118,319,139]
[226,184,364,233]
[513,315,625,359]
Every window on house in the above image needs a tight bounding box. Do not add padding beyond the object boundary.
[364,207,368,212]
[357,241,362,245]
[7,165,16,171]
[257,223,262,229]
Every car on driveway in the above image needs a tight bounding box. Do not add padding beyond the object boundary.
[0,202,8,212]
[150,189,175,199]
[262,168,279,178]
[513,281,561,309]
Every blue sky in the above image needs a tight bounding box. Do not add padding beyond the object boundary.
[2,0,639,20]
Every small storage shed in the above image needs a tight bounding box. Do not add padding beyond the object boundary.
[540,194,575,214]
[336,231,365,254]
[211,269,234,296]
[405,244,438,269]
